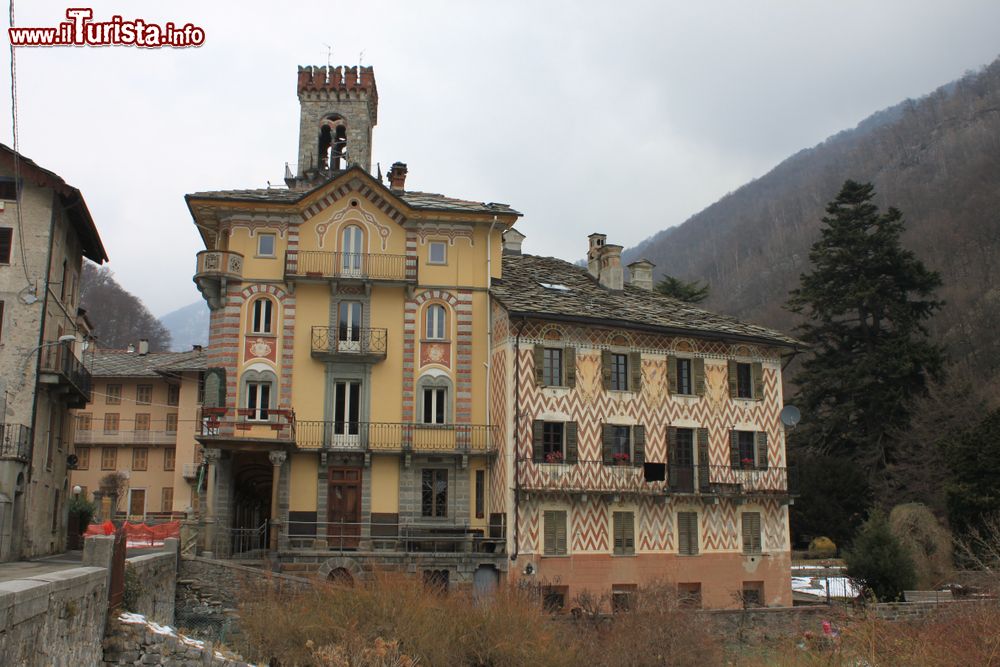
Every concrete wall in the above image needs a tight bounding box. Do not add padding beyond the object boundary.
[0,566,109,666]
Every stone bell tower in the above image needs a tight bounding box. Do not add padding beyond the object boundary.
[292,65,378,187]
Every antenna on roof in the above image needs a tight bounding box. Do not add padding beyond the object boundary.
[324,44,332,67]
[359,49,366,68]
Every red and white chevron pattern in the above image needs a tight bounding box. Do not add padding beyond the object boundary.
[571,502,609,552]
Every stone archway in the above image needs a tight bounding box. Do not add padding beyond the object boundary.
[317,556,363,583]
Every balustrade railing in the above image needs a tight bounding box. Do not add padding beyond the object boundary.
[295,421,496,453]
[286,251,417,282]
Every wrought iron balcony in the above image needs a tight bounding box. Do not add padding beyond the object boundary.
[517,460,797,497]
[194,250,244,309]
[195,407,296,443]
[285,250,417,283]
[0,423,32,462]
[38,342,92,407]
[295,421,497,454]
[74,429,178,446]
[311,326,388,362]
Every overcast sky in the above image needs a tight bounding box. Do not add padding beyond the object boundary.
[4,1,1000,316]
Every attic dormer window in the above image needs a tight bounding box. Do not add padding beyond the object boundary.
[318,116,348,170]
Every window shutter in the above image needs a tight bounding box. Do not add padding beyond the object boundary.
[727,360,738,398]
[534,347,545,386]
[633,425,645,466]
[602,424,614,465]
[690,514,699,555]
[755,431,769,470]
[742,513,753,553]
[556,511,567,555]
[752,362,764,400]
[693,358,706,396]
[625,511,635,553]
[743,513,762,554]
[697,428,710,492]
[544,510,557,555]
[678,513,689,555]
[532,420,545,463]
[565,422,579,464]
[613,512,624,554]
[565,347,577,388]
[667,427,679,489]
[730,430,741,468]
[754,513,762,553]
[601,350,613,390]
[668,356,679,394]
[629,352,642,392]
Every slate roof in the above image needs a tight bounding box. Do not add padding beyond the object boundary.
[87,349,207,377]
[493,254,802,348]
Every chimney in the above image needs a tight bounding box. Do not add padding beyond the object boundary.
[192,344,203,352]
[587,233,606,279]
[597,244,624,291]
[138,339,149,356]
[627,259,655,290]
[502,228,526,256]
[127,343,135,354]
[388,162,408,192]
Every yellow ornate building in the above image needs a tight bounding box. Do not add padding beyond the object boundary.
[187,65,800,606]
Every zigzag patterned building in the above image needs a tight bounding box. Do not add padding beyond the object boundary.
[187,65,800,608]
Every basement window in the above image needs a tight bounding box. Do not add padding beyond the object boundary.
[538,282,570,292]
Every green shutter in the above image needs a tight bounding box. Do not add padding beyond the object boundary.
[693,358,706,396]
[697,428,710,492]
[727,360,738,398]
[667,427,679,489]
[565,422,578,464]
[629,352,642,393]
[534,346,545,386]
[532,420,545,463]
[565,347,577,388]
[668,356,678,394]
[633,425,645,466]
[755,431,769,470]
[730,430,741,468]
[752,362,764,400]
[204,368,226,408]
[601,350,613,390]
[602,424,614,465]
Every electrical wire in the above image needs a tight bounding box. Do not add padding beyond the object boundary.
[9,0,35,288]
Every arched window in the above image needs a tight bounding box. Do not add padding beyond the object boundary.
[250,298,274,334]
[241,369,278,421]
[417,374,452,425]
[317,116,348,171]
[425,304,447,340]
[341,224,363,275]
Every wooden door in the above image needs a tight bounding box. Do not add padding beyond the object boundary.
[328,468,361,549]
[128,489,146,520]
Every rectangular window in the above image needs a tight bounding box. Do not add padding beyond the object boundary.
[103,413,120,433]
[475,470,485,519]
[76,413,92,431]
[542,348,563,386]
[610,353,628,391]
[132,448,148,471]
[422,386,447,425]
[677,358,693,395]
[742,581,764,608]
[612,585,636,613]
[0,180,15,200]
[163,448,176,471]
[613,511,635,555]
[677,583,702,608]
[333,380,360,435]
[542,422,565,463]
[76,446,90,470]
[167,384,180,406]
[611,425,632,463]
[736,362,753,399]
[428,241,447,264]
[543,510,568,556]
[257,233,276,257]
[136,384,153,405]
[0,227,11,264]
[742,512,762,555]
[542,586,568,612]
[101,446,117,470]
[736,430,756,468]
[338,301,362,346]
[252,298,273,334]
[678,511,699,556]
[134,413,150,431]
[421,469,448,518]
[161,487,174,513]
[106,384,122,405]
[246,381,272,421]
[165,413,178,433]
[197,372,205,405]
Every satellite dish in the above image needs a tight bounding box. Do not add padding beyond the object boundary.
[780,405,801,428]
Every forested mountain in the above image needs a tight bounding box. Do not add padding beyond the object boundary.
[625,57,1000,403]
[79,263,172,351]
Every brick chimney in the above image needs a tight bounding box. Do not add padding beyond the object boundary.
[502,228,526,256]
[587,233,606,279]
[587,233,623,290]
[627,259,655,290]
[388,162,408,192]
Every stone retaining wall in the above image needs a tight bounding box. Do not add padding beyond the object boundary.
[102,614,252,666]
[126,547,178,626]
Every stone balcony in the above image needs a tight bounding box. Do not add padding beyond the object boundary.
[194,250,244,310]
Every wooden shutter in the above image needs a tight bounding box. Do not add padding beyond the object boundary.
[601,350,613,390]
[755,431,769,469]
[727,360,738,398]
[602,424,614,465]
[752,362,764,400]
[629,352,642,392]
[532,420,545,463]
[667,427,679,489]
[742,512,762,554]
[534,346,545,386]
[693,358,705,396]
[614,511,635,555]
[668,356,678,394]
[556,512,567,555]
[730,430,741,468]
[565,422,579,464]
[697,428,710,492]
[679,512,698,555]
[624,511,634,553]
[544,510,557,555]
[633,425,645,466]
[565,348,577,388]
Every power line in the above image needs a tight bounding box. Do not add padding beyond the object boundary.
[9,0,35,288]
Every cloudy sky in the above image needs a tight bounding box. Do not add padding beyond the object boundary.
[4,1,1000,316]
